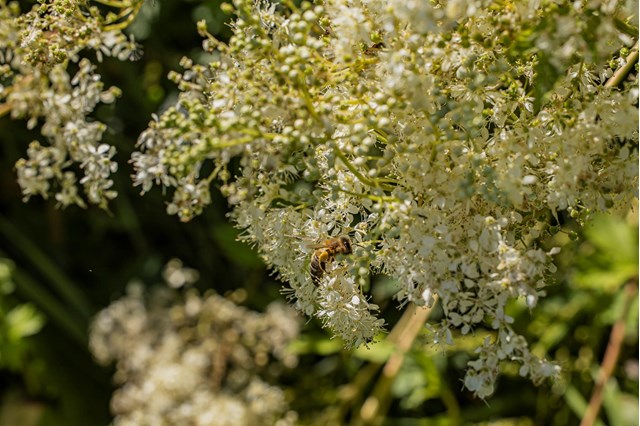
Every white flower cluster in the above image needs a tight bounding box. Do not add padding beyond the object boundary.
[128,0,637,396]
[2,0,138,208]
[89,265,301,426]
[465,328,561,398]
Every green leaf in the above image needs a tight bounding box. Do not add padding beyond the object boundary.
[602,378,638,426]
[0,258,16,295]
[532,52,562,113]
[210,224,264,268]
[583,215,638,266]
[537,322,569,350]
[573,215,638,292]
[6,304,45,341]
[392,353,442,409]
[288,335,342,356]
[353,338,394,363]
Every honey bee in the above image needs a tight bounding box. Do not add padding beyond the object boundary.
[309,236,353,284]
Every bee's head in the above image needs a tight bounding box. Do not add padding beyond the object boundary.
[340,236,352,254]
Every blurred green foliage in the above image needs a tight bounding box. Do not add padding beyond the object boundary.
[0,259,45,389]
[0,1,637,425]
[572,214,638,293]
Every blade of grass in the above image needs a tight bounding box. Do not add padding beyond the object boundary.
[564,386,606,426]
[0,215,92,320]
[12,268,87,347]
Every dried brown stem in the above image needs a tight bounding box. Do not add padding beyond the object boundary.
[579,280,638,426]
[353,303,433,426]
[605,41,639,88]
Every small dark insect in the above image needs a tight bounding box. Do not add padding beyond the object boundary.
[364,42,385,55]
[309,236,353,284]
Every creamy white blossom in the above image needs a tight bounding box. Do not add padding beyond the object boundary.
[130,0,638,396]
[0,0,612,399]
[89,270,301,426]
[2,0,137,208]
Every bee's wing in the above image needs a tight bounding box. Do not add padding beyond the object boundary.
[306,242,327,249]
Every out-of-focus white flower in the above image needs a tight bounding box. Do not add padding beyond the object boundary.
[89,268,300,426]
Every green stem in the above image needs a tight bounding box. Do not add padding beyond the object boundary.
[336,187,397,203]
[299,85,320,120]
[439,374,462,424]
[0,216,92,320]
[102,2,143,31]
[333,147,395,192]
[93,0,130,7]
[369,129,389,143]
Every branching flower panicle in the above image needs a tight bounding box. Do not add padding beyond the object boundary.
[0,0,630,398]
[130,0,638,395]
[2,0,141,208]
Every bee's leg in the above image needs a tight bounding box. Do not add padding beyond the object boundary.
[310,257,328,284]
